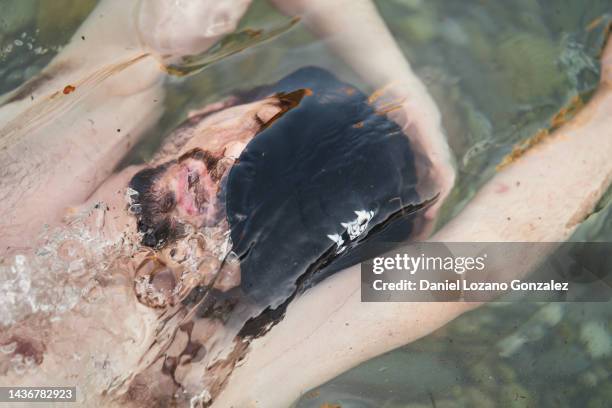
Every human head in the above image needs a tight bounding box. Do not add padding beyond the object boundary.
[128,147,231,248]
[126,93,293,248]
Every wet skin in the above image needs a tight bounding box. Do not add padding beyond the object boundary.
[129,149,230,248]
[158,154,224,226]
[125,68,427,313]
[0,0,609,400]
[0,1,455,405]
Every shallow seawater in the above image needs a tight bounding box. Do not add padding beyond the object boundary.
[1,0,611,407]
[292,1,612,407]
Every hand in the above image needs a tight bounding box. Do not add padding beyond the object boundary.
[371,80,456,238]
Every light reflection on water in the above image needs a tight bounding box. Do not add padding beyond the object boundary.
[1,0,611,406]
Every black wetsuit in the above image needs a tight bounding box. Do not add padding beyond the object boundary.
[226,67,426,307]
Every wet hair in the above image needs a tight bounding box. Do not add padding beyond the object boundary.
[128,148,224,248]
[128,162,179,248]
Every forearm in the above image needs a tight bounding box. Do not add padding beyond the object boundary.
[270,0,441,132]
[434,89,612,242]
[0,0,157,109]
[0,0,166,250]
[271,0,415,88]
[0,86,163,252]
[436,36,612,243]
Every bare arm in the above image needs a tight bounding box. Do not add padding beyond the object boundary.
[0,0,450,251]
[0,0,164,252]
[0,0,249,252]
[212,35,612,408]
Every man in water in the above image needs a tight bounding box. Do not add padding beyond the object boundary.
[1,1,611,407]
[0,64,432,405]
[1,0,449,397]
[0,0,454,252]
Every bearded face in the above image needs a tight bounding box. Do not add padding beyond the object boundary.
[124,86,316,250]
[128,148,232,248]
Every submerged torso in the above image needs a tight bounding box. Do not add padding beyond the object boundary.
[226,67,425,308]
[1,67,428,407]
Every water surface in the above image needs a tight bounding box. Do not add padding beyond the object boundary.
[1,0,611,407]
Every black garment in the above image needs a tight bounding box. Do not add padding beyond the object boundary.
[226,67,426,306]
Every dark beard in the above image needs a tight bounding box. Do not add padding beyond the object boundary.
[128,149,229,248]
